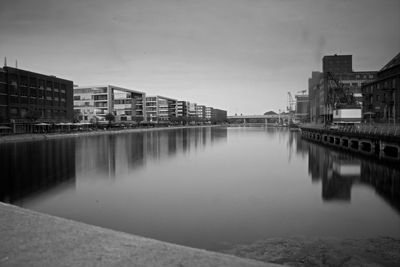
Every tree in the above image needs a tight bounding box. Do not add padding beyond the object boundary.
[105,112,115,128]
[73,110,82,123]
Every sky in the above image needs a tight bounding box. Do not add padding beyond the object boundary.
[0,0,399,115]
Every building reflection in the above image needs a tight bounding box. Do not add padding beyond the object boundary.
[75,127,228,181]
[307,140,400,212]
[0,139,76,204]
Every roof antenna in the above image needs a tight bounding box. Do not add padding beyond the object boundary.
[4,57,7,67]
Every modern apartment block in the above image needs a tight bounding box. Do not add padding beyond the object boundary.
[196,105,206,119]
[145,95,177,122]
[188,102,197,118]
[176,101,189,117]
[0,66,73,123]
[361,52,400,123]
[73,85,146,122]
[205,106,212,120]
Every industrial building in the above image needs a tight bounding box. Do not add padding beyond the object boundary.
[295,94,309,122]
[73,85,146,123]
[308,55,377,123]
[361,52,400,123]
[0,66,73,127]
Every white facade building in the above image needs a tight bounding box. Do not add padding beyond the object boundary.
[73,85,146,122]
[145,95,177,122]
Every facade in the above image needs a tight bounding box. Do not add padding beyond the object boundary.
[176,101,189,118]
[73,85,146,122]
[308,71,323,123]
[295,94,309,122]
[309,55,377,123]
[0,66,73,123]
[320,71,377,121]
[361,52,400,123]
[211,108,227,123]
[188,102,197,119]
[145,95,177,122]
[205,106,213,120]
[196,105,206,119]
[322,54,352,74]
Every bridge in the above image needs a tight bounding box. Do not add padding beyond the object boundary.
[227,114,290,124]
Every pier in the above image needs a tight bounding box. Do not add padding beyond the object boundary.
[301,125,400,161]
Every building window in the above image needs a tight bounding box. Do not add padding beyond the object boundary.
[74,95,81,100]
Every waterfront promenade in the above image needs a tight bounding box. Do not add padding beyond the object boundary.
[0,125,219,144]
[0,202,276,267]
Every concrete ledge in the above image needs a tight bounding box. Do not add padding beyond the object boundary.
[0,203,279,267]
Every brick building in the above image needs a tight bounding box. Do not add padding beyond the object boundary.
[361,52,400,123]
[0,66,73,124]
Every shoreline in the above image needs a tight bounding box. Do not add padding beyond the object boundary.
[0,125,220,144]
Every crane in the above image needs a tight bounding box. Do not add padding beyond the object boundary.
[326,71,356,109]
[325,71,360,124]
[287,92,295,112]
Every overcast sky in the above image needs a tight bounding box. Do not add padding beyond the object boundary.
[1,0,399,114]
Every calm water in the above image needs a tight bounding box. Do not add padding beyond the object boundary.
[1,127,399,251]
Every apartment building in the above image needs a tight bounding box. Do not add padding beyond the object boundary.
[188,102,197,118]
[196,105,206,119]
[73,85,146,122]
[145,95,177,122]
[176,101,189,117]
[205,106,213,120]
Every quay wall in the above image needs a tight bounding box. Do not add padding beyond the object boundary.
[301,127,400,161]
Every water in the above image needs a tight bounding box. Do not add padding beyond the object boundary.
[1,126,399,251]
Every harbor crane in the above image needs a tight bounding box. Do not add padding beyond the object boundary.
[287,92,295,112]
[325,71,360,124]
[326,71,356,109]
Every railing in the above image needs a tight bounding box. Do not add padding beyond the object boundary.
[334,125,400,136]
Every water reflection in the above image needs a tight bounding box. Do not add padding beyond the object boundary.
[0,139,76,204]
[303,133,400,211]
[73,127,228,182]
[0,127,398,251]
[0,127,228,200]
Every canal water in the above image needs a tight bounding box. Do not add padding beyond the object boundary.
[1,126,399,251]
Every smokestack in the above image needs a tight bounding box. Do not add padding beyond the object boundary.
[15,60,18,69]
[4,57,7,67]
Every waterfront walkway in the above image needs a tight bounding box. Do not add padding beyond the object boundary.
[0,203,278,267]
[0,125,218,144]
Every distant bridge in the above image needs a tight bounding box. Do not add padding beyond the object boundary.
[227,114,290,124]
